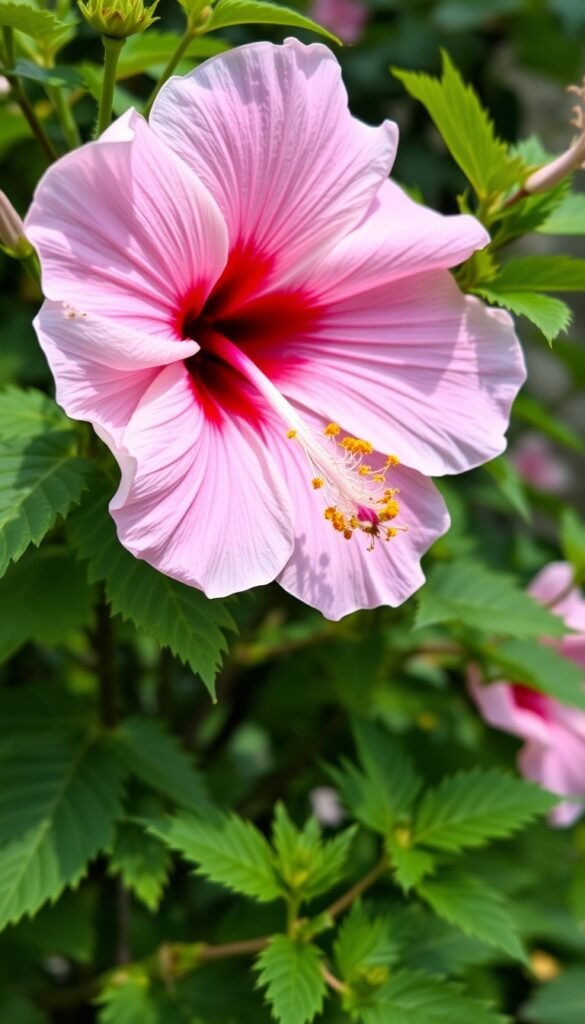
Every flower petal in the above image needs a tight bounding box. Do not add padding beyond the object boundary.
[529,561,585,634]
[150,39,397,287]
[468,672,552,745]
[519,737,585,827]
[111,363,294,598]
[26,110,228,333]
[267,414,449,619]
[260,270,525,476]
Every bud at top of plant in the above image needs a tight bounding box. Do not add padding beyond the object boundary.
[78,0,159,38]
[177,0,212,26]
[0,189,33,259]
[524,76,585,195]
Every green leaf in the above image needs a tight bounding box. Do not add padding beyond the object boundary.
[538,191,585,235]
[521,969,585,1023]
[0,734,125,930]
[487,638,585,712]
[108,823,170,912]
[513,393,585,453]
[116,30,230,79]
[0,546,94,661]
[413,770,557,853]
[0,682,89,734]
[149,811,281,902]
[0,388,76,441]
[478,255,585,291]
[385,838,436,892]
[416,560,568,638]
[97,969,162,1024]
[472,287,571,344]
[561,508,585,582]
[359,970,508,1024]
[334,904,398,986]
[483,456,531,521]
[202,0,341,44]
[0,1,73,49]
[1,57,84,87]
[255,936,326,1024]
[418,874,526,962]
[112,717,210,813]
[328,721,421,835]
[68,474,236,697]
[392,51,525,199]
[272,804,356,902]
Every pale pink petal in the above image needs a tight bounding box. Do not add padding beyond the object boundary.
[509,433,570,493]
[468,671,553,745]
[261,271,525,477]
[266,414,449,620]
[519,736,585,827]
[111,363,294,598]
[26,109,228,334]
[309,0,368,44]
[34,301,197,449]
[150,40,397,289]
[529,562,585,633]
[298,180,489,299]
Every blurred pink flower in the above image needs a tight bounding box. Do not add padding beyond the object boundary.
[509,432,570,493]
[310,786,345,826]
[309,0,368,44]
[470,562,585,826]
[26,40,524,619]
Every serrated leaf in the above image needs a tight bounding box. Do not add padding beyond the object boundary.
[416,560,568,638]
[359,969,508,1024]
[480,255,585,291]
[392,50,525,199]
[483,456,531,521]
[0,1,73,50]
[386,838,436,892]
[413,770,556,853]
[116,31,230,79]
[486,638,585,711]
[334,904,398,985]
[393,904,490,975]
[112,717,210,813]
[0,57,84,87]
[108,823,170,912]
[0,387,72,440]
[0,734,125,930]
[472,287,572,344]
[272,804,356,902]
[0,546,94,661]
[149,811,281,902]
[96,969,161,1024]
[538,192,585,235]
[68,475,236,697]
[255,936,326,1024]
[418,874,526,962]
[0,683,89,734]
[561,508,585,581]
[521,969,585,1023]
[202,0,341,43]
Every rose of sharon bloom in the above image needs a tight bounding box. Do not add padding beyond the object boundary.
[510,432,570,493]
[470,562,585,827]
[309,0,368,44]
[26,40,525,620]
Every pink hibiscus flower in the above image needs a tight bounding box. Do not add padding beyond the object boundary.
[509,432,570,493]
[309,0,368,44]
[25,40,525,619]
[470,562,585,826]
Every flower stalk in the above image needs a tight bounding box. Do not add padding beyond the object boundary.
[1,27,58,162]
[95,34,126,137]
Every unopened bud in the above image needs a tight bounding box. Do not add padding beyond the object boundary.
[524,76,585,195]
[177,0,212,29]
[78,0,159,38]
[0,190,33,259]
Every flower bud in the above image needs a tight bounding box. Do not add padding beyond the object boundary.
[78,0,159,39]
[524,77,585,195]
[0,189,33,259]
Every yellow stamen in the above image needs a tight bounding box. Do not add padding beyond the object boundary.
[385,454,400,467]
[312,477,324,489]
[287,429,297,439]
[358,465,371,476]
[324,422,341,436]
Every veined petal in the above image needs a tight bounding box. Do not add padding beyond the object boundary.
[150,39,397,290]
[468,671,553,746]
[266,412,449,620]
[26,110,228,334]
[259,270,525,477]
[519,736,585,827]
[111,363,295,598]
[34,301,197,449]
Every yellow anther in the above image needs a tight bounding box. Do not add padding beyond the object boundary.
[343,529,353,540]
[324,507,335,520]
[312,477,324,489]
[372,474,385,483]
[287,429,297,439]
[385,454,400,467]
[340,436,374,455]
[386,527,398,539]
[324,422,341,436]
[358,465,371,476]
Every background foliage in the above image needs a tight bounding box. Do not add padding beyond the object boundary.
[0,0,585,1022]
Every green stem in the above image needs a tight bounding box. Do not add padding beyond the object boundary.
[324,854,388,919]
[143,28,195,118]
[96,35,125,137]
[22,249,42,286]
[2,26,58,162]
[47,83,81,149]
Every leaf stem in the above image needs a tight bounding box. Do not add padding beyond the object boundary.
[322,965,348,994]
[142,27,195,118]
[324,854,388,919]
[198,936,270,961]
[2,27,58,162]
[96,35,125,137]
[46,82,81,149]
